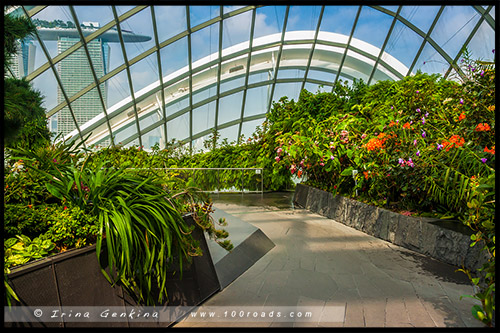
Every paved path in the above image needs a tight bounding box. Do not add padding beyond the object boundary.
[174,193,483,328]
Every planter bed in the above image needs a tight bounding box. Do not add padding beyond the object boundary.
[4,214,220,328]
[293,183,489,271]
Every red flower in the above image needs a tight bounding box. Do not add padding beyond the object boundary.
[458,113,466,121]
[402,122,411,129]
[64,206,68,210]
[484,146,495,155]
[475,123,491,132]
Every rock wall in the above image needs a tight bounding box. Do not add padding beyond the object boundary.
[293,183,489,271]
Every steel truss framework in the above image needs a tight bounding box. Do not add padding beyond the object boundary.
[8,5,496,150]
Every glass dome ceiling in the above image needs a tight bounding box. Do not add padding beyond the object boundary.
[6,5,496,152]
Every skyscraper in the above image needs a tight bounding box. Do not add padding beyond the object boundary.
[56,35,109,137]
[33,21,150,142]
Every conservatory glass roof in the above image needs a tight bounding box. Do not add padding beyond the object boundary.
[5,5,496,152]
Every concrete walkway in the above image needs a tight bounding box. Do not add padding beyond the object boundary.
[174,193,483,328]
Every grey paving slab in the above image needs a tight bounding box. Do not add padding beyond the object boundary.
[173,193,486,328]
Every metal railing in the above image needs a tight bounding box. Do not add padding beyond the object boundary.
[127,167,264,195]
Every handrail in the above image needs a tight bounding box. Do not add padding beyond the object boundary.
[126,167,264,195]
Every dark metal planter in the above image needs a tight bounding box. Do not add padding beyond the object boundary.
[4,214,220,328]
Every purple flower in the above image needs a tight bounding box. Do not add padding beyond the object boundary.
[460,98,464,105]
[330,155,335,160]
[422,131,426,138]
[480,70,484,77]
[416,90,420,94]
[53,158,57,163]
[398,158,404,165]
[437,143,443,151]
[416,150,420,157]
[391,106,394,110]
[416,108,421,113]
[413,139,417,146]
[481,158,487,163]
[425,112,429,117]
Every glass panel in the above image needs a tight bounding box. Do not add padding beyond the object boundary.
[130,52,159,94]
[307,69,336,83]
[115,6,136,17]
[244,85,271,117]
[309,45,344,77]
[54,44,95,101]
[352,6,394,49]
[218,91,244,125]
[141,125,164,150]
[154,6,187,43]
[193,101,216,135]
[223,6,245,14]
[124,137,140,149]
[272,82,302,104]
[192,65,218,102]
[70,86,106,131]
[218,124,239,144]
[414,42,450,76]
[381,6,399,13]
[372,63,400,82]
[192,133,211,153]
[382,21,423,69]
[431,6,480,60]
[248,71,272,85]
[32,68,59,111]
[104,69,131,108]
[399,6,441,34]
[189,6,220,28]
[240,119,265,140]
[139,106,163,132]
[280,44,312,68]
[167,112,190,142]
[220,76,245,94]
[193,84,217,105]
[114,119,138,146]
[304,82,330,94]
[253,6,286,44]
[191,23,219,64]
[164,77,190,116]
[343,49,375,82]
[286,6,322,32]
[160,36,188,77]
[466,21,495,61]
[31,6,78,59]
[119,7,156,61]
[222,10,252,49]
[73,6,120,75]
[320,6,358,36]
[277,68,305,80]
[73,5,115,28]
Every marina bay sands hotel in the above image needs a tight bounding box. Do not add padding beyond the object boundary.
[13,22,151,139]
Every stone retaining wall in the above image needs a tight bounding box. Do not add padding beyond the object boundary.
[293,183,488,271]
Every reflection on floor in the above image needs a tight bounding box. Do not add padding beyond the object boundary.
[174,192,483,328]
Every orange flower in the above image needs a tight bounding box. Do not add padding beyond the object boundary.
[297,170,303,178]
[458,113,466,121]
[363,171,369,180]
[475,123,491,132]
[365,137,385,151]
[484,145,495,155]
[403,122,411,129]
[27,204,33,209]
[442,135,465,152]
[388,121,396,127]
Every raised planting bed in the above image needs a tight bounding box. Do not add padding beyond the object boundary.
[4,214,220,328]
[293,183,489,271]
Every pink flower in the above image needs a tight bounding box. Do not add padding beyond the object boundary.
[275,156,280,162]
[320,162,325,166]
